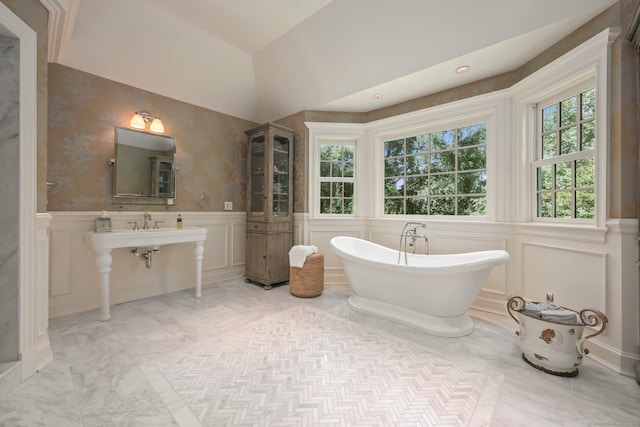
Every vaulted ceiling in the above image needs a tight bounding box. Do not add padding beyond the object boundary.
[46,0,618,123]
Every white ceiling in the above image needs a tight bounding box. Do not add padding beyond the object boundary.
[49,0,618,123]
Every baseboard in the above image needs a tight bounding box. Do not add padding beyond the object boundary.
[20,330,53,382]
[323,267,348,285]
[583,338,640,378]
[470,294,508,317]
[0,361,22,399]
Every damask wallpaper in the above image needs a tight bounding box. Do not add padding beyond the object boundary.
[48,63,256,212]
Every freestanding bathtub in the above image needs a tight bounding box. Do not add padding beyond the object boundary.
[330,236,510,337]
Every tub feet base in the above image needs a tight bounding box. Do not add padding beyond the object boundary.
[347,295,474,337]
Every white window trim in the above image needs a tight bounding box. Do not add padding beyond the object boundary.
[367,93,508,220]
[511,27,621,229]
[533,81,597,222]
[306,122,365,218]
[306,27,620,228]
[307,95,507,219]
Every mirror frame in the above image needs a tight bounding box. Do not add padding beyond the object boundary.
[113,126,176,199]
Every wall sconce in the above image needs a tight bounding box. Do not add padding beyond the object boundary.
[130,111,165,133]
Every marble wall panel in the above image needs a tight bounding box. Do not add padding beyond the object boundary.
[0,35,20,362]
[0,0,48,213]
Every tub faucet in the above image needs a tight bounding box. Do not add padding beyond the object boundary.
[398,221,429,265]
[143,212,151,229]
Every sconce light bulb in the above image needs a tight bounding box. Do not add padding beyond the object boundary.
[130,112,146,129]
[150,117,165,134]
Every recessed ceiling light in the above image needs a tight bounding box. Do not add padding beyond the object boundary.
[372,93,383,100]
[456,65,471,74]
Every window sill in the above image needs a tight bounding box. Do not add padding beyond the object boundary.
[514,222,607,244]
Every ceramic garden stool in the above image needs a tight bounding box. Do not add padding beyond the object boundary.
[290,252,324,298]
[507,295,608,377]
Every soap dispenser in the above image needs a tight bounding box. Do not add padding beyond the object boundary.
[177,214,183,229]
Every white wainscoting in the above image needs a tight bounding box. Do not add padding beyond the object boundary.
[294,214,639,376]
[48,212,638,375]
[48,211,246,319]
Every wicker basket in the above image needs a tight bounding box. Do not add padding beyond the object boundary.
[290,252,324,298]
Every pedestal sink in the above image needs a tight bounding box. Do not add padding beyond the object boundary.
[86,227,207,321]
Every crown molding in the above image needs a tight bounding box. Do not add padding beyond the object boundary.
[626,0,640,47]
[38,0,78,62]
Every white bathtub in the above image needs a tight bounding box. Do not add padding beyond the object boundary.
[329,236,510,337]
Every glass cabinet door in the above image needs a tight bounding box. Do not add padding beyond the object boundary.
[272,134,290,217]
[150,156,174,197]
[157,161,172,196]
[250,135,266,217]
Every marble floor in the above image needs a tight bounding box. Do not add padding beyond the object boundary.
[0,278,638,426]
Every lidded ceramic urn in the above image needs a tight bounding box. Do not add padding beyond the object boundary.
[507,295,607,377]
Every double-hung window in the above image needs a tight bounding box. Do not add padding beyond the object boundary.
[318,142,355,215]
[534,84,596,220]
[383,123,487,216]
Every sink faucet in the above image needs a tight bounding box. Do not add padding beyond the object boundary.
[143,212,151,229]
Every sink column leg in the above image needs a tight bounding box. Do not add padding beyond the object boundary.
[194,240,205,298]
[96,249,113,321]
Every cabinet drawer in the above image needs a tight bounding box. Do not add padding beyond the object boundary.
[273,222,292,232]
[248,222,267,232]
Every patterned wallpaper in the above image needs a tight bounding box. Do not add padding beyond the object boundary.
[48,63,256,212]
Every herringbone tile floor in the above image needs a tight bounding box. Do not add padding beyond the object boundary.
[145,307,493,426]
[1,279,638,426]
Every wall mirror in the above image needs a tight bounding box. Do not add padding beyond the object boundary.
[113,126,176,199]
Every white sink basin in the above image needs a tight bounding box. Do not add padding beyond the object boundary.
[87,227,207,251]
[110,228,173,233]
[85,226,208,321]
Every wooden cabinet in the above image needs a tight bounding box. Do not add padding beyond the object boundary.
[150,156,174,197]
[244,123,294,289]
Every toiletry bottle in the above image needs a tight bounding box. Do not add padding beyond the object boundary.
[95,211,112,232]
[177,214,183,229]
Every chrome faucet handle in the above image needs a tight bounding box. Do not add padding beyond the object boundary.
[153,220,164,229]
[127,221,139,230]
